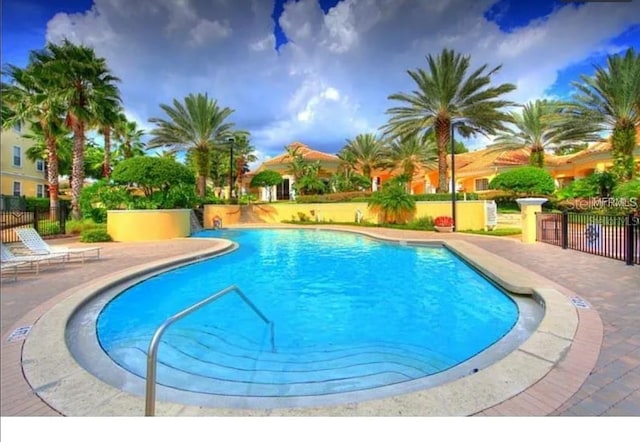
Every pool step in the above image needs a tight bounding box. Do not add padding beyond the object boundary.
[109,345,417,396]
[104,329,458,397]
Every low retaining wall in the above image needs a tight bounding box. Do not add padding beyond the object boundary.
[204,201,491,231]
[107,209,191,242]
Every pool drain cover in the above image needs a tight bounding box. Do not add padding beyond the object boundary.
[7,326,32,342]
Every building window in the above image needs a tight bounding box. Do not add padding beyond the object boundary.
[36,159,45,172]
[12,122,22,133]
[475,178,490,191]
[13,181,21,197]
[13,146,22,167]
[36,184,45,198]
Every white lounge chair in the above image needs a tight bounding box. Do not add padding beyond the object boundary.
[1,261,22,282]
[14,227,101,263]
[1,242,68,275]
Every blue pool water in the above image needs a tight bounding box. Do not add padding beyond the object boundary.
[96,229,518,398]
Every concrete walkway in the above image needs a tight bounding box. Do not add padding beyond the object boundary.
[1,229,638,416]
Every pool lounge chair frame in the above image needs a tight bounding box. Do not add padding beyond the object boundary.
[14,227,101,263]
[1,242,69,275]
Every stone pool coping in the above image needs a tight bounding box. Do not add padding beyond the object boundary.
[20,227,602,416]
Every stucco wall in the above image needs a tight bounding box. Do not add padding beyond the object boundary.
[204,201,489,231]
[107,209,191,242]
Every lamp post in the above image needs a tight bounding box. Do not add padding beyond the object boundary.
[226,136,235,202]
[450,123,457,232]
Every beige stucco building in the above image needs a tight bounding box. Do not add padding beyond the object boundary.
[1,125,48,201]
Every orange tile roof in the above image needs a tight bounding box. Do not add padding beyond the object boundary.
[261,142,340,166]
[548,126,639,165]
[451,147,531,173]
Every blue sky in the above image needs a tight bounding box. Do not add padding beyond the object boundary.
[2,0,639,166]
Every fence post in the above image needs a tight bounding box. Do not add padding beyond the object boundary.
[626,214,635,266]
[561,211,569,250]
[33,206,39,232]
[60,204,66,235]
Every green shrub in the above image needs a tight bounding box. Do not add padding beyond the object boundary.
[66,219,104,235]
[162,183,198,209]
[38,222,61,236]
[489,167,555,195]
[613,179,640,200]
[296,191,372,203]
[88,207,107,223]
[239,194,258,205]
[79,179,133,215]
[81,228,112,243]
[25,197,51,211]
[296,212,311,222]
[556,171,618,199]
[412,193,479,202]
[406,216,434,230]
[368,182,416,224]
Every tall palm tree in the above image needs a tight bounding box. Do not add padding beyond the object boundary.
[387,134,437,191]
[24,122,73,177]
[96,106,122,178]
[563,48,640,181]
[113,114,146,160]
[489,99,593,167]
[2,63,66,218]
[31,39,122,219]
[340,133,389,186]
[383,48,516,192]
[148,93,235,197]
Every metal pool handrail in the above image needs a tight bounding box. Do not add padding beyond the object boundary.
[145,284,275,416]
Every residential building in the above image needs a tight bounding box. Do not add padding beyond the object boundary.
[245,142,341,201]
[1,124,48,200]
[249,129,640,198]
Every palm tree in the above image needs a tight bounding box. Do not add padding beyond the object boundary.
[148,93,235,197]
[383,48,516,192]
[113,114,146,160]
[563,48,640,181]
[96,106,122,178]
[387,134,437,191]
[2,63,66,219]
[24,122,73,177]
[340,133,389,187]
[489,99,593,167]
[368,179,416,224]
[227,131,257,195]
[31,39,122,219]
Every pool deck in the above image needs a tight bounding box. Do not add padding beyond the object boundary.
[1,225,638,416]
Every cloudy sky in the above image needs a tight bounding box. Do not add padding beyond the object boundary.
[2,0,639,167]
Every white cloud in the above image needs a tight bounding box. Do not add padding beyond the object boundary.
[38,0,640,161]
[190,19,232,46]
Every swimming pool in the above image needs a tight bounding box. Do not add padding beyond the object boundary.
[88,228,528,407]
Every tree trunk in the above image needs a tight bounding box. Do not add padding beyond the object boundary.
[529,144,544,168]
[194,147,210,197]
[435,117,450,192]
[103,126,111,178]
[612,124,636,181]
[197,175,207,197]
[44,130,60,220]
[71,120,86,220]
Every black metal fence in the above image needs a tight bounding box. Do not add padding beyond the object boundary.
[0,205,67,244]
[537,211,640,265]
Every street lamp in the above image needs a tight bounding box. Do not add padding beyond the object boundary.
[226,136,235,202]
[450,123,457,232]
